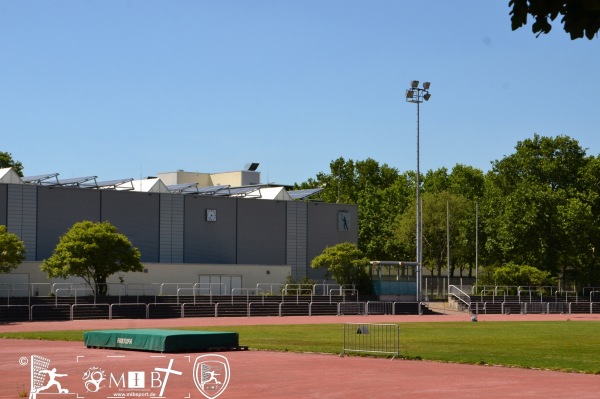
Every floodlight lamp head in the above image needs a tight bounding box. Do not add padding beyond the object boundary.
[423,82,430,90]
[411,80,419,88]
[406,90,414,99]
[423,93,431,101]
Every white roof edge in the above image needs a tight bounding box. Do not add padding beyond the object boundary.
[0,168,24,184]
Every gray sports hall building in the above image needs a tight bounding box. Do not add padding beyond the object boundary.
[0,166,358,296]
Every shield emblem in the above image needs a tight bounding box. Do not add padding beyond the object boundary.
[193,354,231,399]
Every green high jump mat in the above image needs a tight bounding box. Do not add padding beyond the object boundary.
[83,329,246,352]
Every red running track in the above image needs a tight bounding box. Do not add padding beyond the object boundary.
[1,313,599,398]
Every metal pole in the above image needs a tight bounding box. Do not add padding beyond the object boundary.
[475,202,479,289]
[406,81,431,302]
[416,99,421,301]
[447,199,450,293]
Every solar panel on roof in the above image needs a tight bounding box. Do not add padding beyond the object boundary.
[288,188,323,200]
[99,178,133,186]
[167,183,198,192]
[226,186,261,197]
[22,173,59,184]
[81,178,134,189]
[189,185,230,195]
[57,176,97,186]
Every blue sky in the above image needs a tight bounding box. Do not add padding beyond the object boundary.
[1,1,598,185]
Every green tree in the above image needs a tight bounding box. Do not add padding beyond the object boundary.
[484,262,555,287]
[299,157,408,260]
[448,164,485,202]
[311,242,372,294]
[0,151,24,177]
[449,165,486,278]
[483,134,596,285]
[394,190,469,278]
[579,155,600,285]
[509,0,600,40]
[312,157,400,205]
[41,221,143,296]
[392,164,484,279]
[423,167,451,193]
[0,225,26,273]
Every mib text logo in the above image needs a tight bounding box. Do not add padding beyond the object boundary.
[20,353,231,398]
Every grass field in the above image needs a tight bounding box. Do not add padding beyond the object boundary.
[2,321,599,374]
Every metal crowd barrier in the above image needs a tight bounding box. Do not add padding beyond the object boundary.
[342,323,400,358]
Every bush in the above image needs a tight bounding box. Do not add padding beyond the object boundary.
[481,262,556,287]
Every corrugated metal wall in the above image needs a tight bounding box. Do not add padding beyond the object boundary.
[160,193,184,263]
[0,183,358,280]
[6,185,37,261]
[101,190,161,262]
[0,184,7,226]
[184,196,238,264]
[237,199,286,264]
[286,201,307,281]
[36,186,101,259]
[306,202,358,280]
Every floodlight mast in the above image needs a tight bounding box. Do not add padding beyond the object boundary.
[405,81,431,302]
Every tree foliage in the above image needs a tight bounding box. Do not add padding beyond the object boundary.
[299,159,486,279]
[0,225,26,273]
[41,221,143,295]
[483,262,555,286]
[394,190,470,277]
[509,0,600,40]
[482,134,598,284]
[0,151,24,176]
[300,133,599,288]
[300,157,410,260]
[311,242,372,294]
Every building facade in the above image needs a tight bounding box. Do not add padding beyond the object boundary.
[0,179,358,293]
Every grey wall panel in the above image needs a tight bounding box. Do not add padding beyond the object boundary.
[306,202,358,280]
[101,190,160,263]
[237,199,286,265]
[37,186,101,260]
[6,185,37,261]
[2,181,359,280]
[0,184,7,225]
[286,201,307,281]
[184,196,237,263]
[160,194,184,263]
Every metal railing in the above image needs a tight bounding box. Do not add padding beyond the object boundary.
[256,283,284,295]
[365,301,393,315]
[338,301,366,315]
[449,285,470,308]
[283,284,314,295]
[312,283,342,295]
[230,288,259,303]
[161,282,225,296]
[16,298,600,321]
[555,290,578,303]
